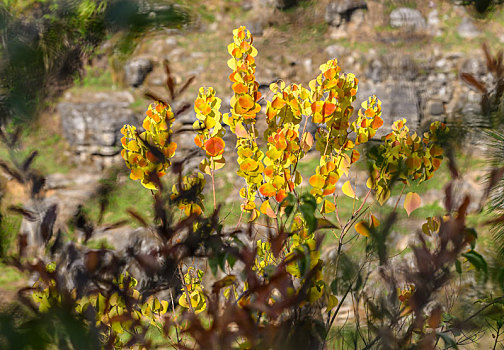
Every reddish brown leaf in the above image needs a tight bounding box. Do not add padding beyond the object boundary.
[460,73,487,94]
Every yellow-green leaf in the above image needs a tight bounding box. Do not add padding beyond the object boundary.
[342,181,357,199]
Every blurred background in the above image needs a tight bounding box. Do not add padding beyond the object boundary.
[0,0,503,315]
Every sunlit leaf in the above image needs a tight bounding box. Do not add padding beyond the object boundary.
[204,137,225,157]
[355,221,370,237]
[342,181,357,199]
[404,192,421,216]
[260,200,277,218]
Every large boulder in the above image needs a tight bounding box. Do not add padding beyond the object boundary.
[124,58,153,87]
[58,100,137,160]
[390,8,426,30]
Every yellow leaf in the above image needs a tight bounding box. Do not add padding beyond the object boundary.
[327,295,338,311]
[309,174,325,188]
[404,192,422,216]
[355,221,370,237]
[342,181,357,199]
[377,187,390,206]
[321,199,335,214]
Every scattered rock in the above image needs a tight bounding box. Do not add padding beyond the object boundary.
[325,0,367,27]
[460,57,485,77]
[428,100,445,116]
[325,44,347,59]
[366,58,384,82]
[124,58,153,87]
[391,55,419,81]
[390,8,426,30]
[262,0,297,9]
[457,17,480,39]
[427,9,441,36]
[242,1,253,11]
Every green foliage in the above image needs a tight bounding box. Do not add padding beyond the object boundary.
[0,0,188,124]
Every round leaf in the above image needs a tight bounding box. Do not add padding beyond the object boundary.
[404,192,421,216]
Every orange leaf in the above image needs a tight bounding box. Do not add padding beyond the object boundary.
[260,200,277,218]
[272,97,286,109]
[342,181,357,199]
[275,189,287,202]
[324,102,336,116]
[313,113,324,124]
[259,183,276,197]
[371,116,383,129]
[232,83,248,94]
[204,137,225,157]
[165,142,177,158]
[324,68,336,80]
[309,174,325,188]
[351,149,360,163]
[194,135,204,148]
[240,158,259,172]
[238,95,254,109]
[311,101,323,114]
[371,214,380,228]
[365,108,375,118]
[404,192,421,216]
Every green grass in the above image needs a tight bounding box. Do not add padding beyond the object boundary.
[74,65,115,91]
[0,126,73,175]
[0,264,26,290]
[82,175,156,226]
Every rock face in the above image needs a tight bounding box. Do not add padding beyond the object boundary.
[124,58,153,87]
[390,8,426,30]
[325,0,367,27]
[58,101,137,163]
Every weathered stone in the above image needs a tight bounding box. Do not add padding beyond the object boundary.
[244,19,264,36]
[124,58,153,87]
[391,55,418,81]
[460,57,486,77]
[457,17,480,39]
[325,44,347,59]
[429,100,445,116]
[263,0,297,9]
[366,58,384,82]
[325,0,367,27]
[58,101,137,158]
[390,8,426,30]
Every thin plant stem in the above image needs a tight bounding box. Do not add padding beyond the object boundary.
[393,183,407,212]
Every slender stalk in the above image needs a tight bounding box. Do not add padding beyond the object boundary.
[169,289,181,344]
[393,183,406,212]
[178,265,194,313]
[210,157,216,210]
